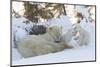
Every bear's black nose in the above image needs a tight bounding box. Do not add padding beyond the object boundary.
[55,41,60,43]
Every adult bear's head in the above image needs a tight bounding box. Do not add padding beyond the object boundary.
[47,26,62,43]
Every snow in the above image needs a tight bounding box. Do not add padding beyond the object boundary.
[12,16,33,47]
[12,9,95,66]
[12,48,22,61]
[47,16,72,34]
[12,17,33,31]
[14,28,27,42]
[12,1,25,16]
[12,45,95,65]
[76,6,90,19]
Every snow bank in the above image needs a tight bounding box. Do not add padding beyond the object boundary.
[12,16,34,47]
[12,48,22,61]
[12,45,95,66]
[12,16,33,32]
[48,16,72,34]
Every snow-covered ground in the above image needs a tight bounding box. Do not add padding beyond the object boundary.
[12,14,95,66]
[12,45,95,65]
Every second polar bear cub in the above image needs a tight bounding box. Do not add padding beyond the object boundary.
[17,26,67,58]
[73,24,90,46]
[61,27,78,48]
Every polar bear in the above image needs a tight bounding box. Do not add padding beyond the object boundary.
[73,24,90,46]
[17,26,67,58]
[61,28,77,48]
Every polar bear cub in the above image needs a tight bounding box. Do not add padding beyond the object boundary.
[61,27,77,48]
[73,24,90,46]
[17,26,67,58]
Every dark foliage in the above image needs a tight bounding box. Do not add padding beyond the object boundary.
[23,2,66,23]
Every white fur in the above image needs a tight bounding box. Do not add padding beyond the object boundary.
[61,28,77,47]
[73,24,90,46]
[17,26,67,58]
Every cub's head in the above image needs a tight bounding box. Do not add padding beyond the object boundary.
[47,26,62,43]
[73,24,82,32]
